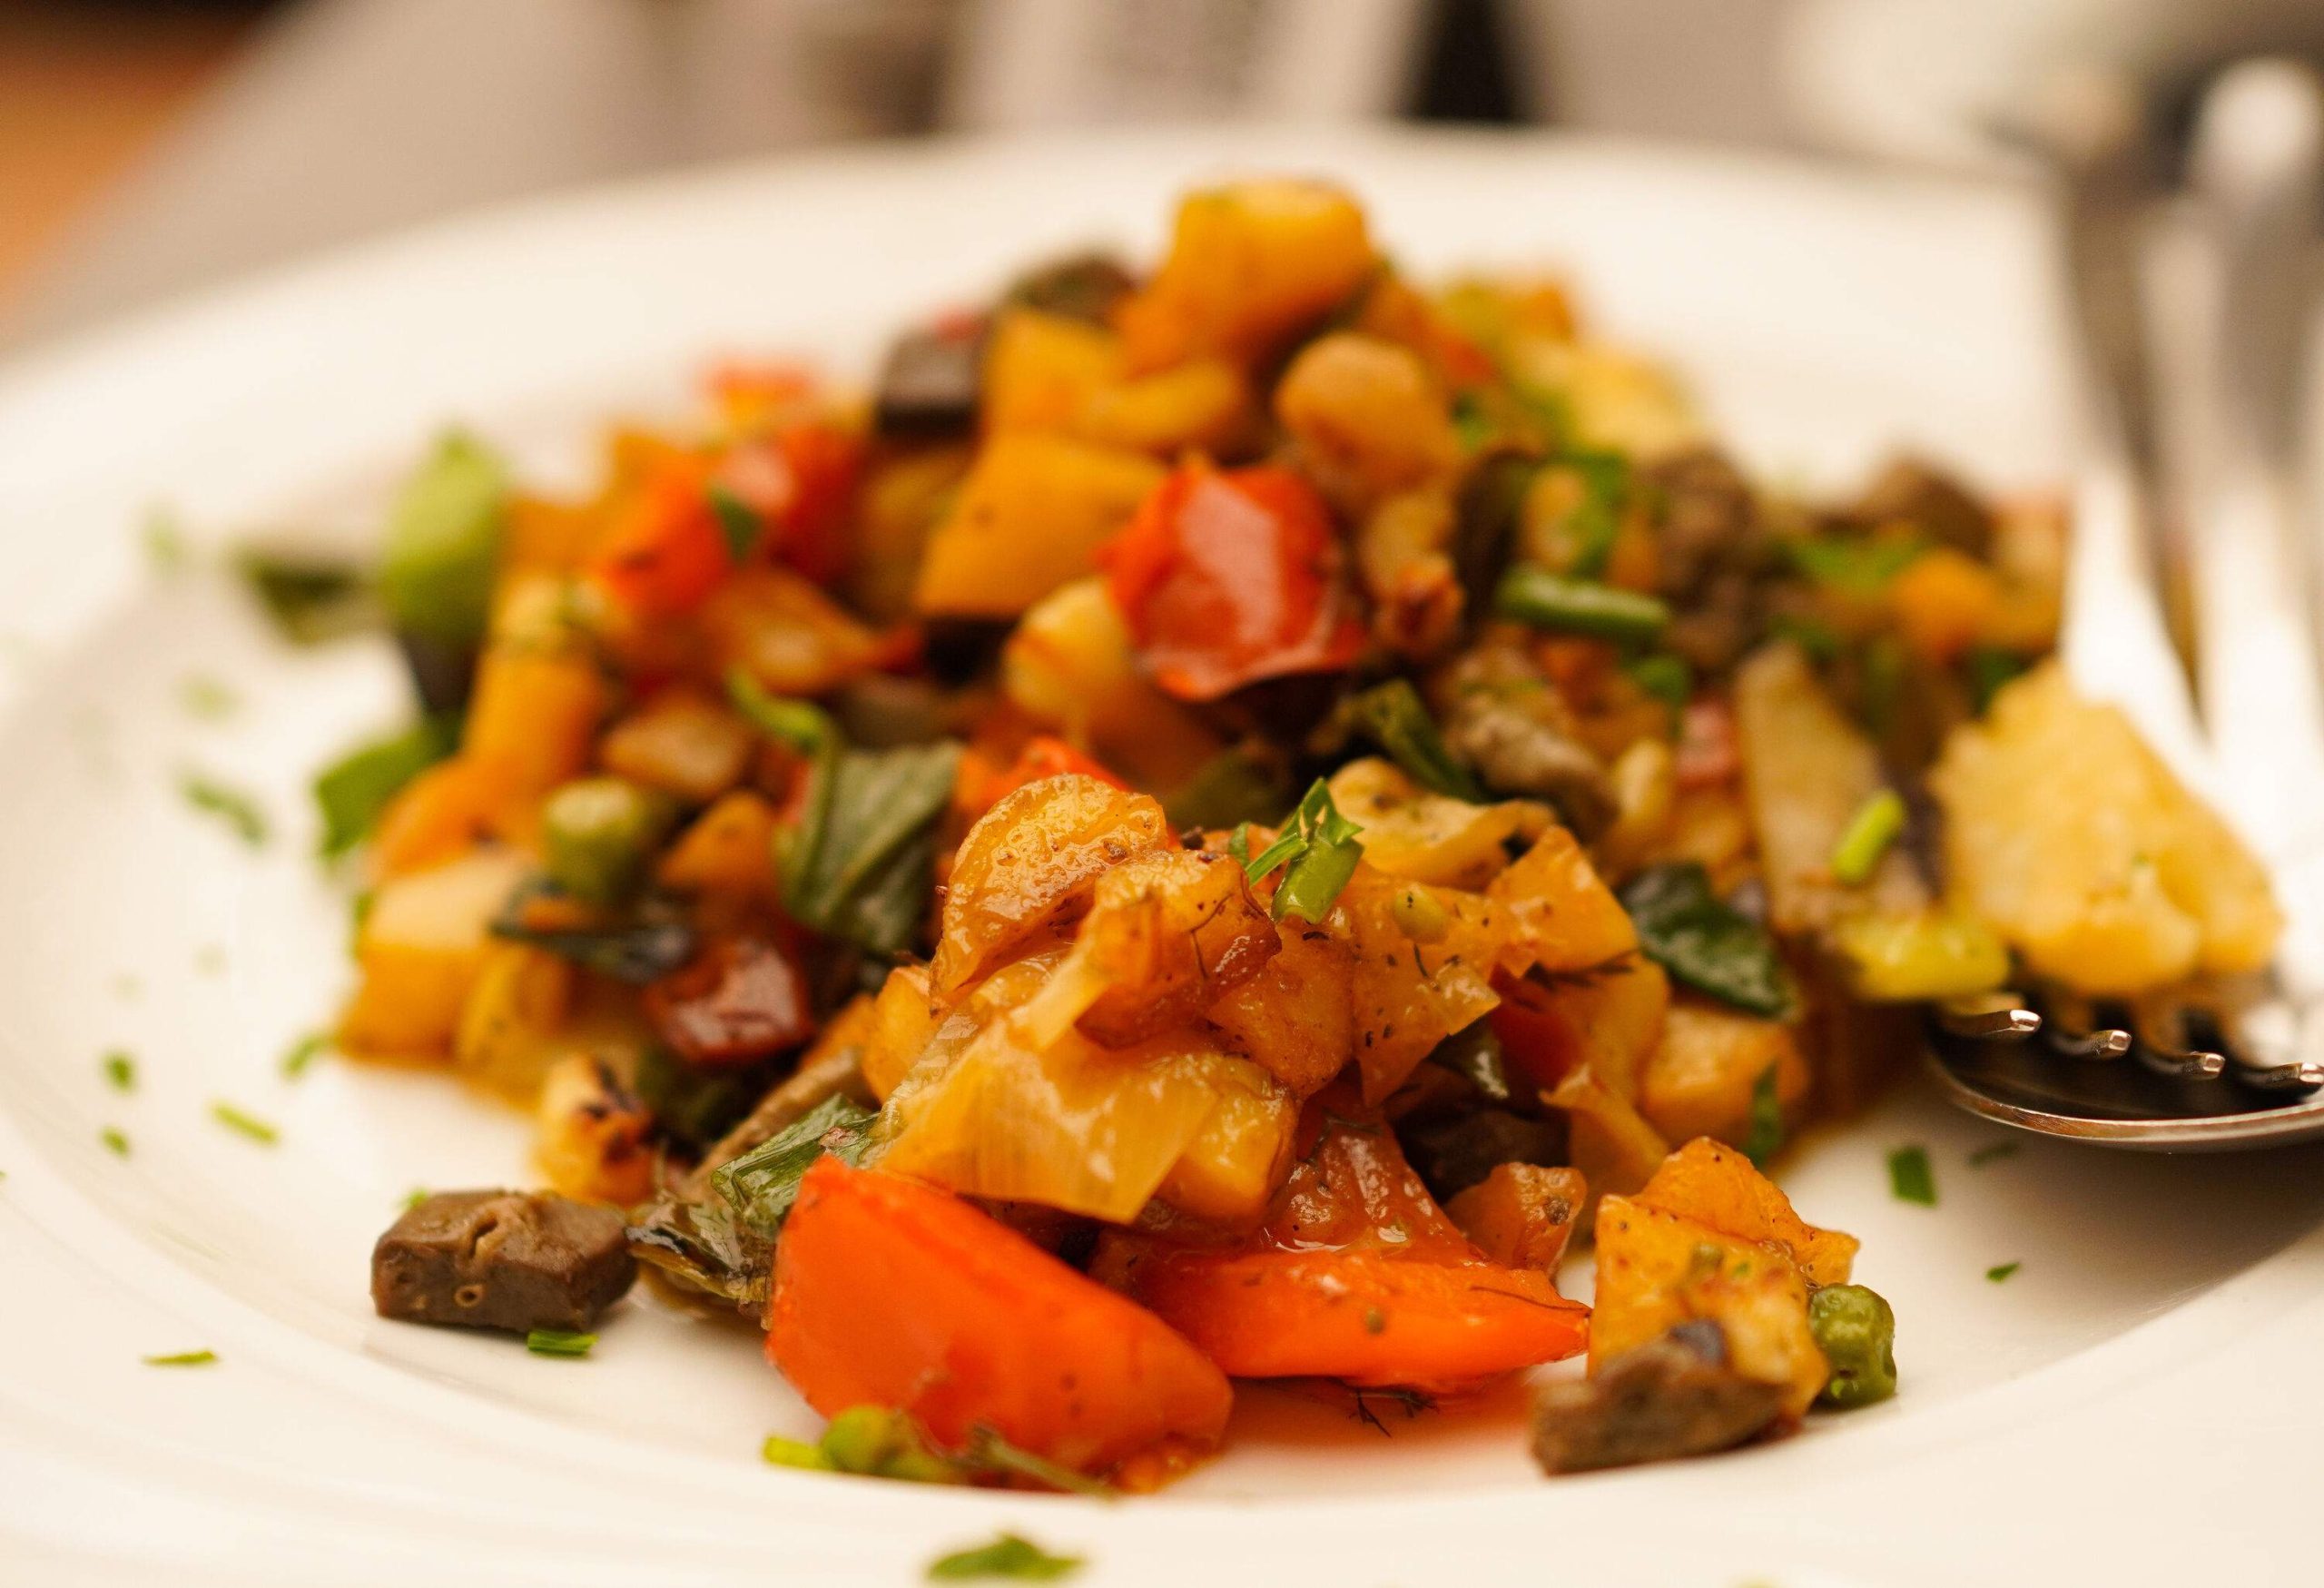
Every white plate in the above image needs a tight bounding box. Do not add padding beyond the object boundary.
[0,127,2319,1588]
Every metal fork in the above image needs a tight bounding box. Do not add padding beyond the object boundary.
[1924,59,2324,1149]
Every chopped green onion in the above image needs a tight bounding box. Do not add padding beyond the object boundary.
[312,716,458,859]
[1225,823,1253,866]
[400,1188,430,1212]
[1966,1140,2020,1168]
[707,484,763,563]
[1244,780,1364,923]
[1624,653,1693,713]
[180,773,270,847]
[1830,789,1906,885]
[1785,533,1925,592]
[210,1101,279,1146]
[1887,1144,1937,1207]
[926,1533,1085,1582]
[726,667,836,755]
[143,1349,216,1367]
[377,431,507,646]
[142,508,190,575]
[1986,1261,2022,1283]
[761,1434,835,1471]
[1493,566,1669,645]
[100,1127,130,1158]
[102,1050,136,1092]
[1740,1062,1785,1167]
[524,1328,596,1357]
[280,1031,329,1080]
[1345,679,1482,801]
[234,549,376,645]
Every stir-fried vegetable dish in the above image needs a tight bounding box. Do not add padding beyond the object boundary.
[337,179,2281,1487]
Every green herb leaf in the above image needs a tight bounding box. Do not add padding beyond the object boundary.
[927,1533,1085,1582]
[961,1426,1116,1499]
[312,715,458,859]
[210,1101,279,1146]
[1784,533,1925,592]
[1740,1062,1786,1167]
[1887,1144,1937,1207]
[234,549,377,645]
[1162,750,1289,832]
[706,1093,878,1241]
[378,431,507,646]
[180,772,270,847]
[1544,449,1630,579]
[1965,646,2026,714]
[1625,653,1692,713]
[143,1349,217,1367]
[524,1328,596,1357]
[708,484,763,564]
[631,1044,765,1152]
[1493,565,1669,644]
[1829,789,1906,885]
[100,1126,130,1158]
[783,740,960,957]
[1617,863,1795,1019]
[401,1188,430,1212]
[1966,1140,2020,1168]
[280,1031,330,1080]
[1226,823,1253,867]
[489,883,698,983]
[1985,1261,2021,1283]
[1345,679,1482,801]
[102,1050,136,1093]
[178,675,239,721]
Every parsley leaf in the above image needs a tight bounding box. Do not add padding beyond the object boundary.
[927,1533,1085,1582]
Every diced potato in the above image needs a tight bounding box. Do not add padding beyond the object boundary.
[535,1052,655,1206]
[1734,642,1925,936]
[370,755,522,881]
[464,644,606,803]
[1275,332,1460,515]
[1888,547,2002,665]
[1489,824,1644,978]
[913,435,1166,617]
[1638,1000,1810,1152]
[703,566,883,696]
[340,848,529,1059]
[1931,663,2282,992]
[598,688,754,804]
[862,964,942,1104]
[1545,1064,1670,1210]
[1071,850,1281,1047]
[1076,360,1254,457]
[1156,1065,1299,1226]
[654,790,779,902]
[1590,1194,1827,1416]
[1447,1163,1586,1272]
[453,941,575,1100]
[1631,1138,1858,1287]
[847,444,971,622]
[1202,920,1358,1097]
[931,773,1172,999]
[1326,757,1551,890]
[1338,866,1507,1102]
[1828,905,2010,1002]
[1596,738,1678,881]
[1000,576,1224,788]
[1493,955,1670,1101]
[1504,338,1702,461]
[983,308,1123,435]
[1115,181,1375,371]
[501,493,599,576]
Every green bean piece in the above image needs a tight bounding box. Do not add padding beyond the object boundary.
[1809,1284,1898,1408]
[1829,788,1906,885]
[1492,566,1669,645]
[541,777,674,903]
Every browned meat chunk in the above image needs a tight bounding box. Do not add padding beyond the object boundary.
[1531,1321,1787,1474]
[1852,456,1994,557]
[371,1189,635,1334]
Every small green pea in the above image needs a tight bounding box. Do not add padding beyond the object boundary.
[1808,1283,1897,1408]
[541,776,673,902]
[816,1405,962,1484]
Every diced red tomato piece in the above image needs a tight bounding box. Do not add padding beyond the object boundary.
[1100,462,1364,701]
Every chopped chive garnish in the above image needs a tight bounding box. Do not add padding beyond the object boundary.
[179,773,270,847]
[926,1533,1085,1582]
[707,484,763,563]
[725,667,835,754]
[1344,679,1482,802]
[1244,779,1364,923]
[210,1101,279,1146]
[142,508,189,574]
[761,1433,834,1471]
[525,1328,596,1357]
[178,675,239,720]
[143,1349,216,1367]
[1986,1261,2022,1283]
[1830,789,1905,885]
[1493,566,1669,644]
[1887,1144,1936,1207]
[401,1188,430,1212]
[280,1031,329,1080]
[1740,1062,1785,1166]
[102,1050,136,1092]
[100,1126,130,1158]
[1966,1140,2020,1168]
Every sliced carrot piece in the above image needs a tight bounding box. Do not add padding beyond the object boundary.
[767,1159,1233,1473]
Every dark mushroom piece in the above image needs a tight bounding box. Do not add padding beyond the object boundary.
[872,322,984,438]
[1530,1321,1787,1475]
[1440,692,1616,839]
[372,1189,635,1334]
[1851,456,1994,557]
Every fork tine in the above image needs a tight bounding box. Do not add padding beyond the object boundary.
[2032,987,2132,1060]
[2206,995,2324,1090]
[1935,994,2042,1041]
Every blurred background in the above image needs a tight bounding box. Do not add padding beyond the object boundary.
[6,0,2324,350]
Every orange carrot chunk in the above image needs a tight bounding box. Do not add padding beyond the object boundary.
[767,1159,1233,1473]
